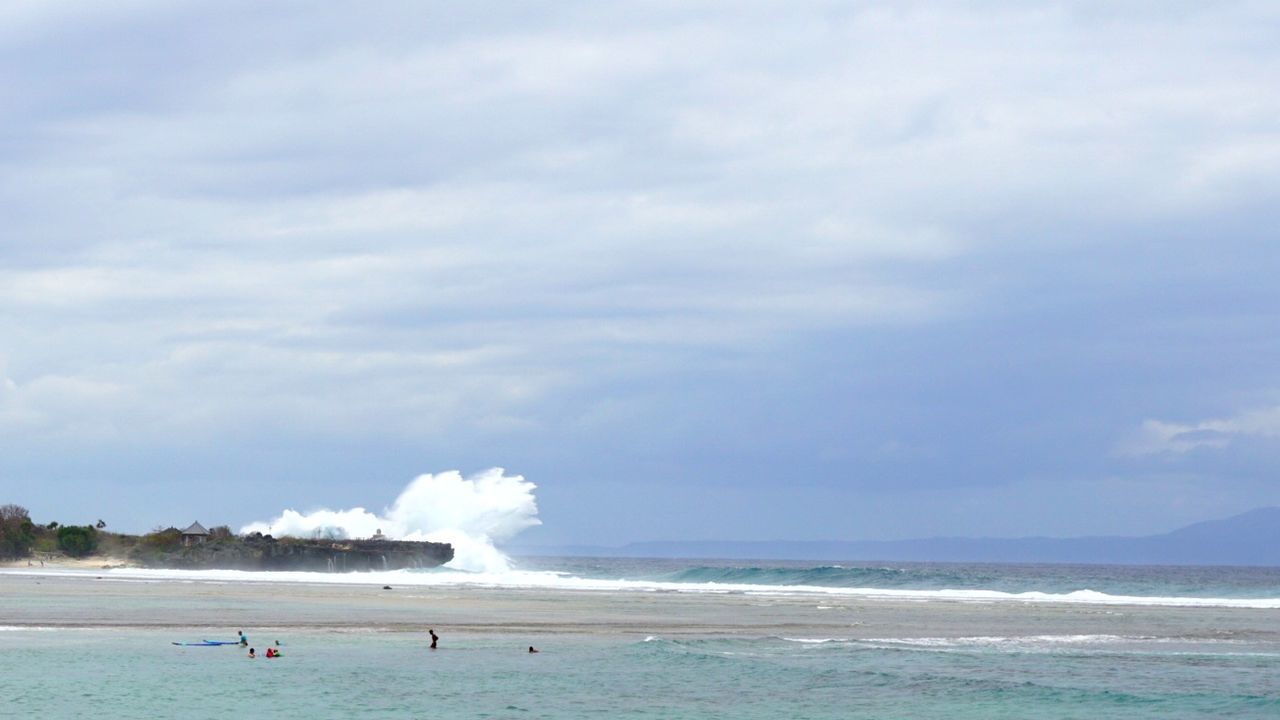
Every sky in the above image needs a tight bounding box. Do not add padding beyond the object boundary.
[2,1,1279,546]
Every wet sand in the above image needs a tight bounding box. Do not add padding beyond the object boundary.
[3,568,1278,645]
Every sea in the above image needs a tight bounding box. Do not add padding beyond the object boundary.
[3,557,1280,719]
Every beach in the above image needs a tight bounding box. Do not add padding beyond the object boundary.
[4,562,1280,718]
[1,555,134,571]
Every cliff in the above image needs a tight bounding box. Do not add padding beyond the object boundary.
[129,533,453,571]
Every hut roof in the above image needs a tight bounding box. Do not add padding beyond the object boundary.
[181,521,209,536]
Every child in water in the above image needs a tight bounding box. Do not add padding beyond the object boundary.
[248,648,256,658]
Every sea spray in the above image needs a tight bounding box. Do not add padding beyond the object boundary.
[239,468,539,572]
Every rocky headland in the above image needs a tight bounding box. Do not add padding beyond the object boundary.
[0,508,451,572]
[129,533,454,571]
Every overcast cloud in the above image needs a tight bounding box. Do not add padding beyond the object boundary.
[2,1,1278,543]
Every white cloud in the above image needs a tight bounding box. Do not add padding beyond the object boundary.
[2,0,1278,454]
[1118,405,1280,457]
[0,368,127,440]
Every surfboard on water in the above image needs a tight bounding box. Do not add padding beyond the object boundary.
[201,640,241,645]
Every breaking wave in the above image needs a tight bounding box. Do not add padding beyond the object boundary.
[239,468,539,573]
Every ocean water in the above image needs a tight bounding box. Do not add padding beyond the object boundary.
[3,558,1280,718]
[515,556,1280,603]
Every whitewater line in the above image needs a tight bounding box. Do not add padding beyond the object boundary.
[6,567,1278,609]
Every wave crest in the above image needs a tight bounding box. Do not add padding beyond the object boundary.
[239,468,539,572]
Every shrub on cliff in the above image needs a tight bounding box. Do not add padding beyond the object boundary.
[0,504,36,559]
[127,527,183,565]
[140,527,182,550]
[94,531,137,558]
[56,525,98,557]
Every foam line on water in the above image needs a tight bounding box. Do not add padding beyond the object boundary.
[10,567,1279,608]
[854,634,1151,647]
[849,635,1280,656]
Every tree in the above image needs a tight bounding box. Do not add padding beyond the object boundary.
[56,525,98,557]
[0,505,35,559]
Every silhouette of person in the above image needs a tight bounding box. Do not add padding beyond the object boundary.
[429,629,439,649]
[528,646,538,653]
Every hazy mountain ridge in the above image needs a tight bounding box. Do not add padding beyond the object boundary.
[511,507,1280,566]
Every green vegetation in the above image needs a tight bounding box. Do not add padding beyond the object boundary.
[125,527,182,566]
[0,509,452,570]
[0,504,36,559]
[56,525,99,557]
[94,530,138,558]
[141,527,182,550]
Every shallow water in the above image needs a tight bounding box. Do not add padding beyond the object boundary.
[3,560,1280,718]
[5,627,1279,719]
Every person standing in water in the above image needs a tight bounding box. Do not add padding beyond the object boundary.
[429,629,439,649]
[238,630,248,647]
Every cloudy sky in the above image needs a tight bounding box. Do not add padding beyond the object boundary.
[2,1,1278,545]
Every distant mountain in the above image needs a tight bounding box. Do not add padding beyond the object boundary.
[509,507,1280,566]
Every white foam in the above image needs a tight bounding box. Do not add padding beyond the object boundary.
[240,468,539,573]
[853,635,1280,657]
[9,566,1279,609]
[861,634,1149,648]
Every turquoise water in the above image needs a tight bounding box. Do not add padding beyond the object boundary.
[517,557,1280,600]
[5,628,1279,719]
[4,559,1280,718]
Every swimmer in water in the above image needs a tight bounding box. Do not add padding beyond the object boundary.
[248,648,256,658]
[528,646,539,653]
